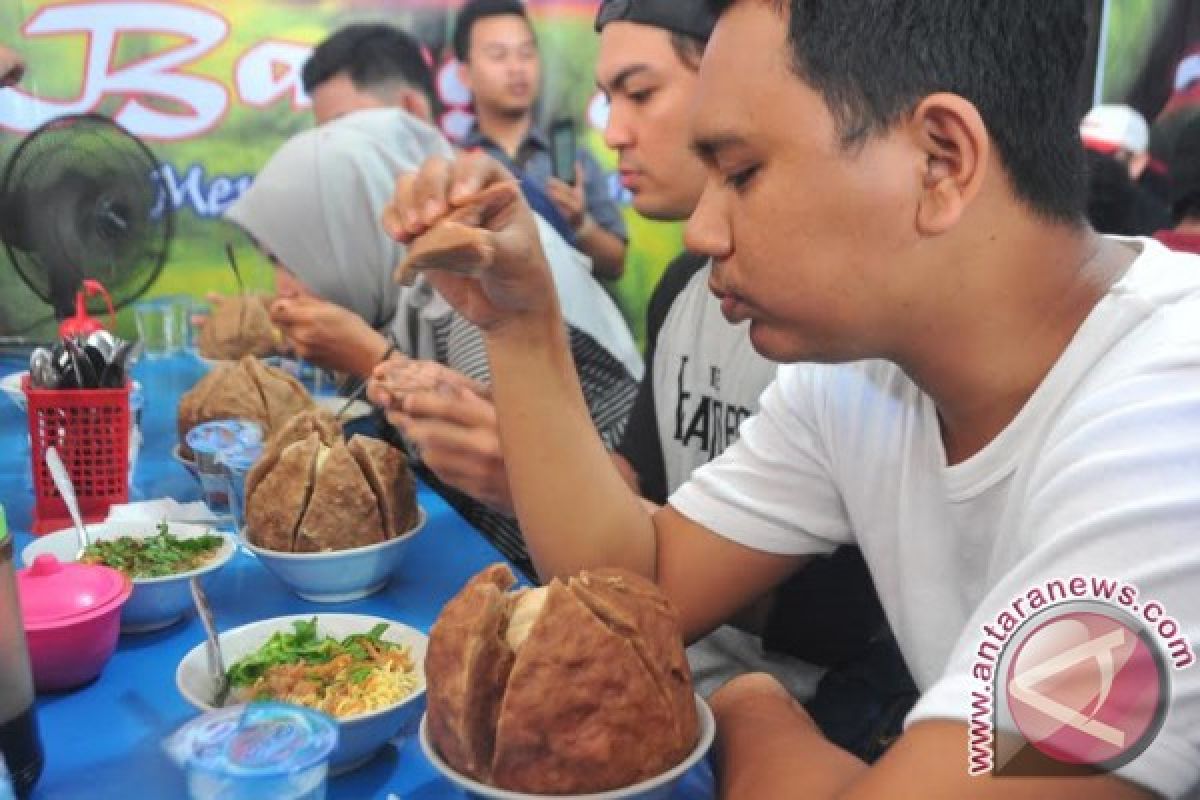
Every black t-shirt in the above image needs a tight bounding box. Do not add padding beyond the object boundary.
[615,251,709,503]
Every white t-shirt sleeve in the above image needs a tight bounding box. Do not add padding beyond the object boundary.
[668,366,852,556]
[908,348,1200,798]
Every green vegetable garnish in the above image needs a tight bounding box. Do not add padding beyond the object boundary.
[226,618,398,688]
[80,522,224,579]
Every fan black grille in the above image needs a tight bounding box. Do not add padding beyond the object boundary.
[0,112,170,318]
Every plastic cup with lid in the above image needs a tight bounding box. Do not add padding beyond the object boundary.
[185,420,264,516]
[218,442,263,534]
[165,702,338,800]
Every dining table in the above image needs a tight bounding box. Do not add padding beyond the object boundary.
[0,351,715,800]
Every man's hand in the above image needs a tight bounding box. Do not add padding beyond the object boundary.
[269,295,387,378]
[381,152,559,334]
[545,163,587,232]
[708,672,1151,800]
[368,356,488,409]
[0,45,25,89]
[372,359,513,514]
[546,162,627,280]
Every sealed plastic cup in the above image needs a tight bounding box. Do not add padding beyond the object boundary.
[185,420,263,516]
[219,444,262,533]
[166,703,337,800]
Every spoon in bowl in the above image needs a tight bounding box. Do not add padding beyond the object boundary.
[44,446,91,558]
[190,577,230,707]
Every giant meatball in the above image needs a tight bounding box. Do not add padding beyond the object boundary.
[426,564,698,794]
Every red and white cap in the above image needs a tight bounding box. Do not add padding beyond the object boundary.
[1164,45,1200,116]
[1080,104,1149,155]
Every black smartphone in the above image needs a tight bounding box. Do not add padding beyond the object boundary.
[549,118,577,186]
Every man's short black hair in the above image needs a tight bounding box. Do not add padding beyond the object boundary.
[453,0,532,63]
[669,32,706,71]
[1085,150,1162,236]
[705,0,1089,223]
[303,23,440,117]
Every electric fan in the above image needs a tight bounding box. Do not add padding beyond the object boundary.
[0,112,171,340]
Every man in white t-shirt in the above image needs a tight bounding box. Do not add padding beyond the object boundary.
[382,0,1199,797]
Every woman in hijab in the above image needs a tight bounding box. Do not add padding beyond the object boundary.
[225,107,641,578]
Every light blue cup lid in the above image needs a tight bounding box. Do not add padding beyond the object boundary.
[185,419,264,458]
[172,703,338,778]
[218,441,264,474]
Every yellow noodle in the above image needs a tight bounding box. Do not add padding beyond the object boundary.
[237,646,418,718]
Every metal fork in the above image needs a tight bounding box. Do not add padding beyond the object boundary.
[190,577,230,707]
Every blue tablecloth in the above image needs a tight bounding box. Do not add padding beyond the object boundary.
[0,353,715,800]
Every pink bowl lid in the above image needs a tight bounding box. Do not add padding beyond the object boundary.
[17,554,132,631]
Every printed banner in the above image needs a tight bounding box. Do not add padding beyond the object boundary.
[0,0,681,344]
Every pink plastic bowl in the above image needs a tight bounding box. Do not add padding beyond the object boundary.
[17,554,132,691]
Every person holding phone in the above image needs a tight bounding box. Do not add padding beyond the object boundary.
[453,0,630,280]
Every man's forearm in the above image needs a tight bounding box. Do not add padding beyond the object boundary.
[485,305,656,582]
[576,219,627,281]
[611,452,641,494]
[345,327,391,380]
[714,676,867,799]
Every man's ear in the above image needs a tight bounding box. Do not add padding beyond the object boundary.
[456,61,473,95]
[397,89,434,125]
[908,93,989,236]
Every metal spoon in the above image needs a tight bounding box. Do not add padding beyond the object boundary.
[85,329,118,364]
[50,343,78,389]
[101,340,138,388]
[61,338,95,389]
[190,577,230,707]
[44,446,91,558]
[29,348,58,389]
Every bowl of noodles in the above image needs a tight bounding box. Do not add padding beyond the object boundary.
[175,614,427,773]
[22,520,235,634]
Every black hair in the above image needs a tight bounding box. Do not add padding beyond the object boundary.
[705,0,1089,223]
[452,0,533,63]
[668,32,706,71]
[1084,150,1165,236]
[303,24,440,117]
[1169,114,1200,224]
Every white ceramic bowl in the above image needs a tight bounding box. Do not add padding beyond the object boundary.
[1,371,26,412]
[241,507,426,603]
[22,521,235,633]
[176,613,428,774]
[420,694,715,800]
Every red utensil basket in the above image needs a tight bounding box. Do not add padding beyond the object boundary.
[22,375,130,535]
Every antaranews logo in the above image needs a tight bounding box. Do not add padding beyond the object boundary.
[967,576,1194,777]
